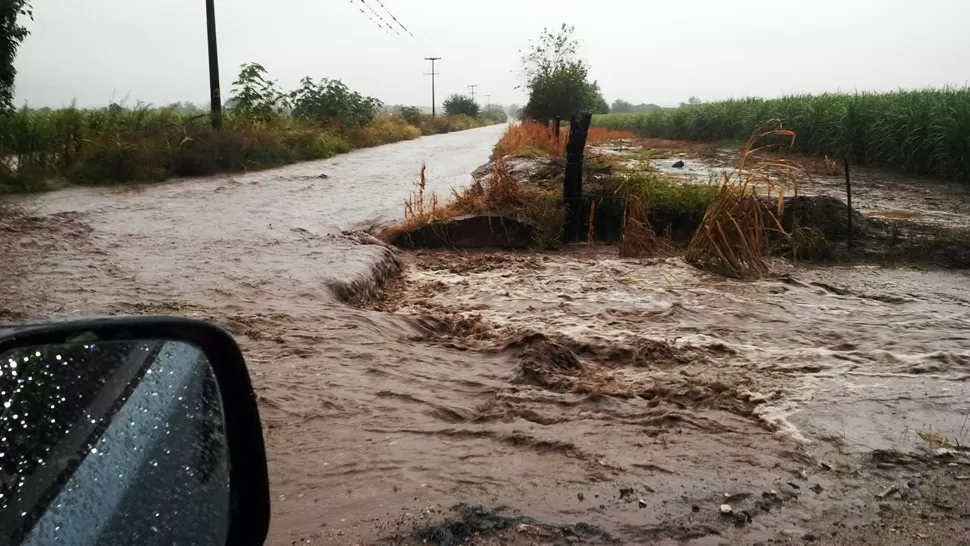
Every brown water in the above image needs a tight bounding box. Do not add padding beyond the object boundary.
[2,124,970,545]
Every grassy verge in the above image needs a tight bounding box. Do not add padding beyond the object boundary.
[592,88,970,181]
[418,114,497,136]
[0,108,502,195]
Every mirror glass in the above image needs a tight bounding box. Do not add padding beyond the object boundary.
[0,339,230,546]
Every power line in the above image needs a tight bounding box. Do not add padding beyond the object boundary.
[349,0,391,35]
[372,0,415,37]
[467,84,478,102]
[359,0,401,36]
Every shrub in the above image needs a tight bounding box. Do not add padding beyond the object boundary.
[443,95,480,117]
[399,106,424,125]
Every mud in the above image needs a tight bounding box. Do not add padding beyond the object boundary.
[3,123,970,545]
[603,140,970,231]
[376,247,970,543]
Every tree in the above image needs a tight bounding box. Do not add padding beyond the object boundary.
[443,94,479,117]
[507,104,521,118]
[0,1,32,113]
[611,99,664,114]
[481,105,508,124]
[680,96,702,107]
[229,63,288,121]
[289,76,382,130]
[519,24,605,122]
[611,99,635,114]
[399,106,424,125]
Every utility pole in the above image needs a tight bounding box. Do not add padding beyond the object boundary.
[206,0,223,130]
[424,57,441,117]
[485,94,492,111]
[467,84,478,102]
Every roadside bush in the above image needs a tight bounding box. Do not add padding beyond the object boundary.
[399,106,424,125]
[443,95,480,118]
[289,76,382,131]
[481,107,508,124]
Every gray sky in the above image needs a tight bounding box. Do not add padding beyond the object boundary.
[13,0,970,109]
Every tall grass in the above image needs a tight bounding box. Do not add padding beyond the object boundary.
[592,88,970,181]
[0,108,500,195]
[0,105,427,194]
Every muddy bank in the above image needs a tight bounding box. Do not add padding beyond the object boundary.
[393,152,970,269]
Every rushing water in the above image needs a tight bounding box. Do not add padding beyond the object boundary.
[3,123,970,545]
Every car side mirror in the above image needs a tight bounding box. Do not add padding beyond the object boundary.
[0,316,269,546]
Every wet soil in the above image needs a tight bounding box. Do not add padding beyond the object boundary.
[3,124,970,545]
[600,139,970,231]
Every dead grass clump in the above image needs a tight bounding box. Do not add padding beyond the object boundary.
[491,122,564,160]
[619,197,675,258]
[383,159,565,248]
[685,121,807,277]
[490,122,637,161]
[585,127,637,146]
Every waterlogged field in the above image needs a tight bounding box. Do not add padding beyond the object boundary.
[593,88,970,181]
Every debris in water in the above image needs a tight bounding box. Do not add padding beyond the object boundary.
[719,504,733,516]
[672,160,685,169]
[876,485,899,499]
[786,481,801,490]
[733,510,751,527]
[691,505,700,513]
[638,499,647,508]
[810,484,824,494]
[619,488,635,500]
[818,461,833,471]
[577,492,585,502]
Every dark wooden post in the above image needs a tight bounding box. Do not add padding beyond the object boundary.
[553,117,561,139]
[563,111,593,243]
[844,157,852,250]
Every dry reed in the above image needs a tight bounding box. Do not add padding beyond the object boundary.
[685,121,806,277]
[619,197,675,258]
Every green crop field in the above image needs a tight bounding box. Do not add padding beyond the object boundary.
[593,88,970,181]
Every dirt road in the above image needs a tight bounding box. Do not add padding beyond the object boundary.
[3,124,970,545]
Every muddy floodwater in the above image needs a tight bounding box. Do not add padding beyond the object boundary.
[3,125,970,545]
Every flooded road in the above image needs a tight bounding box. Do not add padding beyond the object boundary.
[3,122,970,545]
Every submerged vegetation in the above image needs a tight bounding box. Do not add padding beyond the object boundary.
[387,119,970,276]
[592,88,970,181]
[0,63,503,194]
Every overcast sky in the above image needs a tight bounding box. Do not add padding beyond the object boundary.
[13,0,970,109]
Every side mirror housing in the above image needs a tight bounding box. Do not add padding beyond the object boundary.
[0,316,269,546]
